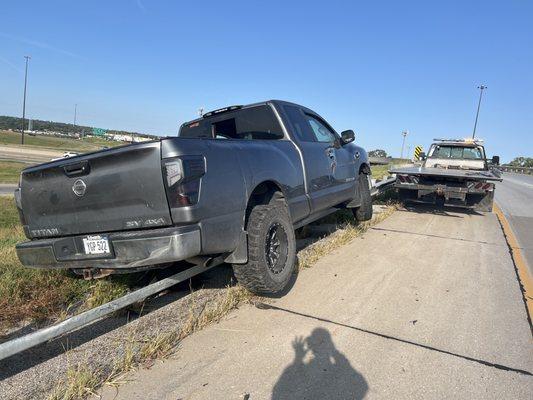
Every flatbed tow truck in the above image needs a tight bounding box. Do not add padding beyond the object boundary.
[390,138,502,212]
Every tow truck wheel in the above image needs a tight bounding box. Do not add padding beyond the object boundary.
[353,172,373,222]
[232,199,296,295]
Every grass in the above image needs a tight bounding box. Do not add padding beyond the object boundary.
[0,196,133,335]
[370,158,412,181]
[0,161,26,184]
[0,130,123,152]
[370,164,391,180]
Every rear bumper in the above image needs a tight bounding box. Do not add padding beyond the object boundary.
[16,225,201,270]
[395,183,495,211]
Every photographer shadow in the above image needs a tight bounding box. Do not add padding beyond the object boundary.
[272,328,368,400]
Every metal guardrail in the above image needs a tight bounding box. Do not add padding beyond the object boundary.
[0,180,396,361]
[368,156,392,165]
[0,263,217,361]
[498,166,533,175]
[371,176,397,197]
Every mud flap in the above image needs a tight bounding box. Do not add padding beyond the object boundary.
[471,191,495,212]
[224,229,248,264]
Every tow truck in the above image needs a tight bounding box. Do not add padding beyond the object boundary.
[390,138,502,211]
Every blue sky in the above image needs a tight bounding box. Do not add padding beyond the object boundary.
[1,0,532,162]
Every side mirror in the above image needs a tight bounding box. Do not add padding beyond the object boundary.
[419,152,426,161]
[491,155,500,166]
[340,130,355,145]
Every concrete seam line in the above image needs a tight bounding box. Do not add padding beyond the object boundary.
[494,203,533,334]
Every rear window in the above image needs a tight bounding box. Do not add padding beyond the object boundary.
[179,105,284,140]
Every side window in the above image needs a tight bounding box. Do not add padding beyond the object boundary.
[283,105,316,142]
[305,115,336,143]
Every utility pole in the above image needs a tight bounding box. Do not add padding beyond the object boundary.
[21,55,31,145]
[400,131,408,159]
[74,103,77,127]
[472,84,486,139]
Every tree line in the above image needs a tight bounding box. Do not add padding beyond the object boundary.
[0,115,159,139]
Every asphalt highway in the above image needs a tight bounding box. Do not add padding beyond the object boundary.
[495,173,533,276]
[0,184,17,196]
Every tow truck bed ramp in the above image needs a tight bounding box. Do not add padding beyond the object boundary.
[390,166,502,181]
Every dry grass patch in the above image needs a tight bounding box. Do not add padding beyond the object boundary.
[48,285,255,400]
[298,204,398,269]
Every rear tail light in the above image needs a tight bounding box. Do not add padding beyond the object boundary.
[470,181,493,191]
[163,156,205,207]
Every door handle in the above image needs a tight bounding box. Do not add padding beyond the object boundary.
[64,160,90,177]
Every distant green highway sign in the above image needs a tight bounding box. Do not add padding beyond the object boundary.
[92,128,107,136]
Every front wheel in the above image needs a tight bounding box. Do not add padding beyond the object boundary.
[353,173,373,222]
[232,200,296,295]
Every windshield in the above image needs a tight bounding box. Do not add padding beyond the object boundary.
[428,145,483,160]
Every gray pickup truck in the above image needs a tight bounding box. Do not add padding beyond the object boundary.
[15,100,372,294]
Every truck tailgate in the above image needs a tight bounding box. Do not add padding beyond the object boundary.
[19,141,172,238]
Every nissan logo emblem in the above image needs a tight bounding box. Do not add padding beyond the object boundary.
[72,179,87,197]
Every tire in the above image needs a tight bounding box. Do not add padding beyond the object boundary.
[353,173,373,222]
[232,200,296,295]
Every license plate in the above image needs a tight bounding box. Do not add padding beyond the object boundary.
[82,235,110,255]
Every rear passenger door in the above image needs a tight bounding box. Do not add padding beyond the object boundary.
[282,105,355,213]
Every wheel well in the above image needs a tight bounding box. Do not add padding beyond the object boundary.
[359,162,371,175]
[245,181,285,226]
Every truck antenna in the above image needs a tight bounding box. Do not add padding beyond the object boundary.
[472,85,487,139]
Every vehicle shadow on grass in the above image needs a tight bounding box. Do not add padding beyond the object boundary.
[272,328,368,400]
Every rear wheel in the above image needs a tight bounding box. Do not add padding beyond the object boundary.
[353,173,373,222]
[232,199,296,295]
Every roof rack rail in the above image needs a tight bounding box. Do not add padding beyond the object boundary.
[202,105,243,118]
